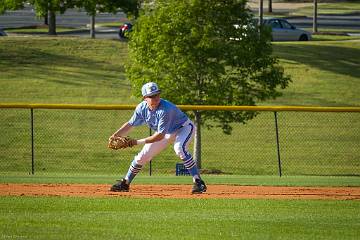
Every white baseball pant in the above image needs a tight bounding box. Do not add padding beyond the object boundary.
[134,119,195,165]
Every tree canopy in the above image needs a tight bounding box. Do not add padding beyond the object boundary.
[126,0,291,134]
[0,0,24,13]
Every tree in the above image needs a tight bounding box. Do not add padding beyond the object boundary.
[0,0,75,35]
[259,0,263,26]
[126,0,291,168]
[313,0,318,33]
[268,0,272,13]
[0,0,24,14]
[30,0,76,35]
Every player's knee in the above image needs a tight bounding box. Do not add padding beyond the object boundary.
[174,143,185,159]
[134,155,151,166]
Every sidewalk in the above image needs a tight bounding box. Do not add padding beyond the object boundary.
[247,1,312,12]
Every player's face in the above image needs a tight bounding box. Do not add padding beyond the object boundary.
[144,94,160,110]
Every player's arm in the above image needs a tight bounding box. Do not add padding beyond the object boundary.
[110,122,165,146]
[111,122,134,138]
[136,132,165,145]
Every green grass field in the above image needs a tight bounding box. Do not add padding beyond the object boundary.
[292,2,360,16]
[1,37,359,106]
[0,196,358,240]
[0,37,133,104]
[270,41,360,106]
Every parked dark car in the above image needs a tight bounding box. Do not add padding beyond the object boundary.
[0,29,7,37]
[118,23,133,39]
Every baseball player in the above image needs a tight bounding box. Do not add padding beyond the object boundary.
[109,82,207,194]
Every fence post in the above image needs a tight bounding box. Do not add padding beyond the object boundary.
[30,108,35,175]
[274,111,282,177]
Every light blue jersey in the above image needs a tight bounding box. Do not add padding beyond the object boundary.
[128,99,188,134]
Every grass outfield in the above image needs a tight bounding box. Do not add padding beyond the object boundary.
[0,37,359,106]
[0,37,134,104]
[270,41,360,106]
[0,196,359,240]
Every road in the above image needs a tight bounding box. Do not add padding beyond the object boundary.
[289,15,360,32]
[1,4,360,39]
[248,1,360,33]
[0,5,125,39]
[0,5,126,28]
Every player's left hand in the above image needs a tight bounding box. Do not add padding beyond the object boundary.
[108,136,136,150]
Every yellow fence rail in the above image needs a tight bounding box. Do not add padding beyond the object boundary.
[1,103,360,112]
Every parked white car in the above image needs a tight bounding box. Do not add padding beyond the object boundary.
[263,18,311,41]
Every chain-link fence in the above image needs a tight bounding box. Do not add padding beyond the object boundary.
[1,104,359,177]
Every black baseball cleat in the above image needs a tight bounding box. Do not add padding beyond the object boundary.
[192,179,207,194]
[110,178,130,192]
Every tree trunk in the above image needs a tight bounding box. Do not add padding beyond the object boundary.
[193,110,202,170]
[259,0,263,26]
[48,10,56,35]
[268,0,272,13]
[90,14,96,39]
[44,13,48,25]
[313,0,318,33]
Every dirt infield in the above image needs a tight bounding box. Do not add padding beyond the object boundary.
[1,184,360,200]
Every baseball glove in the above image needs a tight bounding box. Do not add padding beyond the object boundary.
[108,136,135,150]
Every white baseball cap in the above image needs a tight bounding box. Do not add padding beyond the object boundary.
[141,82,161,97]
